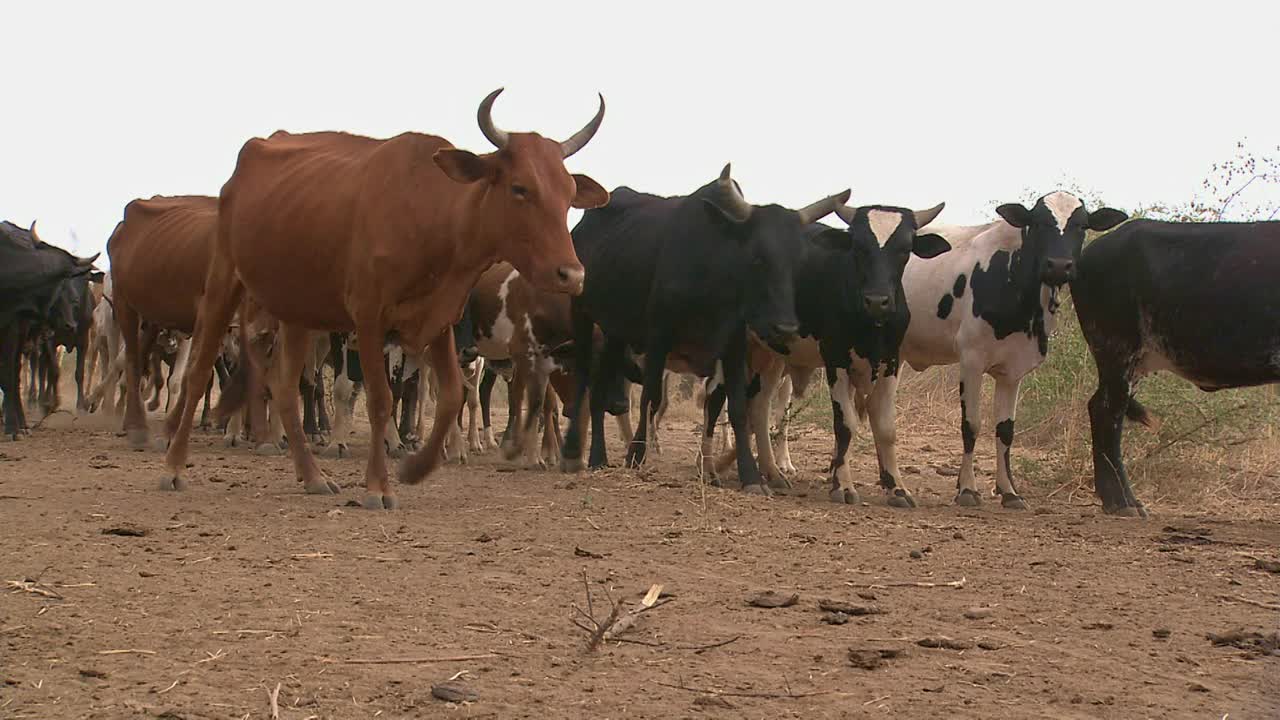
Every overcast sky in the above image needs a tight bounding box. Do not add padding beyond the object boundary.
[5,1,1278,265]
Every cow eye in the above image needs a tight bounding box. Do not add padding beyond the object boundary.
[511,184,529,200]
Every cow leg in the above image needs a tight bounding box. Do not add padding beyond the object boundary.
[324,371,355,458]
[300,373,319,442]
[400,369,421,450]
[1088,367,1147,517]
[351,329,396,509]
[775,372,800,475]
[992,375,1027,510]
[868,372,913,508]
[826,367,861,505]
[518,362,551,468]
[954,368,984,506]
[589,338,627,469]
[399,328,464,493]
[478,365,499,451]
[159,261,244,492]
[466,361,484,453]
[198,374,215,430]
[500,357,530,460]
[74,342,88,414]
[751,358,787,488]
[701,376,727,484]
[115,303,151,448]
[1,325,22,439]
[268,325,337,495]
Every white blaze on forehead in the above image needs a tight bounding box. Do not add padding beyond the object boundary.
[866,209,904,247]
[1043,191,1083,232]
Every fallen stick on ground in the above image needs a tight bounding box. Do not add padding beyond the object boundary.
[339,653,499,665]
[572,574,670,650]
[845,577,966,589]
[1217,594,1280,612]
[654,679,831,699]
[6,579,63,599]
[268,682,281,719]
[97,649,156,656]
[678,635,743,653]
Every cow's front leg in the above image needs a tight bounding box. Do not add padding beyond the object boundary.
[954,366,984,506]
[867,372,914,508]
[775,372,798,475]
[701,377,727,485]
[826,367,860,505]
[992,375,1027,509]
[625,341,667,469]
[751,359,788,489]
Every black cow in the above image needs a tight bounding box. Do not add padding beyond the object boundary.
[711,202,951,504]
[560,164,849,492]
[1073,219,1280,516]
[0,221,98,438]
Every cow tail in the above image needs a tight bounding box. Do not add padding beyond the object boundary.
[1124,395,1160,432]
[212,324,253,423]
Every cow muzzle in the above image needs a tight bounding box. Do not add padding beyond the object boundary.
[863,294,894,324]
[553,265,586,296]
[1041,258,1076,286]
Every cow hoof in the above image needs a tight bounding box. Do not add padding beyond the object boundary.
[386,445,406,460]
[741,482,772,497]
[361,493,398,511]
[560,456,584,473]
[255,443,283,457]
[150,437,170,453]
[888,489,918,509]
[321,443,349,459]
[829,487,861,505]
[709,476,726,489]
[767,475,792,491]
[501,445,520,462]
[157,475,188,491]
[309,434,327,446]
[955,488,982,507]
[127,428,149,450]
[224,435,240,448]
[1000,493,1028,510]
[305,478,341,495]
[1104,503,1149,519]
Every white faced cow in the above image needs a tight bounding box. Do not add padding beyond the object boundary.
[888,191,1126,509]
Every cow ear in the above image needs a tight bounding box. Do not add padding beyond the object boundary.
[809,228,852,252]
[89,270,105,283]
[1088,207,1128,232]
[434,149,493,184]
[996,203,1033,228]
[912,233,952,259]
[571,174,610,209]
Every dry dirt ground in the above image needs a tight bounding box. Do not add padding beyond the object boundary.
[2,402,1278,720]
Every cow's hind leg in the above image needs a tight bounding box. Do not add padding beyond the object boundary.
[399,328,464,498]
[116,303,151,449]
[826,367,860,505]
[992,375,1027,510]
[270,325,338,495]
[953,366,984,506]
[751,358,788,489]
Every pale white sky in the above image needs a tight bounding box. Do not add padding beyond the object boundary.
[5,1,1278,265]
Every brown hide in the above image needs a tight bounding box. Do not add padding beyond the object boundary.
[108,196,217,333]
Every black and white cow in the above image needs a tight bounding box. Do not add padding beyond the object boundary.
[561,164,850,491]
[890,192,1126,508]
[715,201,950,505]
[1073,218,1280,516]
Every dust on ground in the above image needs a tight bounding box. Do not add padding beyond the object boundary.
[2,407,1277,719]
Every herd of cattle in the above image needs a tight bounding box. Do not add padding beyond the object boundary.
[3,89,1278,519]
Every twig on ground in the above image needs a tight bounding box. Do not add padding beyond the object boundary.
[97,649,156,656]
[1217,594,1280,611]
[268,682,281,719]
[654,679,831,699]
[158,679,180,694]
[338,653,499,665]
[6,579,63,599]
[845,577,966,590]
[572,575,669,650]
[678,635,742,653]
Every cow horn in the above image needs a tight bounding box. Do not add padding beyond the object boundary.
[834,204,857,225]
[477,88,510,150]
[715,163,753,223]
[76,252,101,268]
[913,202,946,229]
[29,220,42,243]
[797,189,853,226]
[561,93,606,159]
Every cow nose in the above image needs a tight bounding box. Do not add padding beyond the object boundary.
[556,265,585,295]
[1042,258,1075,284]
[863,294,892,318]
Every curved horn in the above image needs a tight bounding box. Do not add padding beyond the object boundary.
[913,202,946,229]
[29,220,42,244]
[75,252,101,268]
[477,87,510,150]
[797,189,853,226]
[834,204,857,226]
[714,163,753,223]
[561,93,606,159]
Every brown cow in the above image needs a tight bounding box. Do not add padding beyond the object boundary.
[159,89,608,510]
